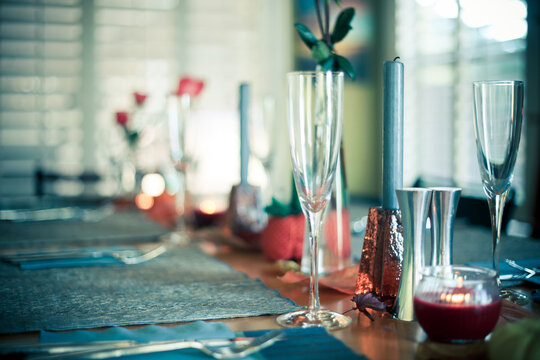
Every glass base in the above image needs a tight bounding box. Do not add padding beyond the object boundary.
[276,308,351,330]
[500,288,528,306]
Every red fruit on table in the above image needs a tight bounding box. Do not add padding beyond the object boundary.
[261,215,304,261]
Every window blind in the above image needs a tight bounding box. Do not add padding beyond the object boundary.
[0,0,293,206]
[0,0,84,205]
[396,0,527,201]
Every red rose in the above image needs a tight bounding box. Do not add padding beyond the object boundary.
[261,214,305,261]
[134,92,147,106]
[115,111,129,126]
[176,77,204,97]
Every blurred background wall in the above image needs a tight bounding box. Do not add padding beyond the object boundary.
[0,0,537,235]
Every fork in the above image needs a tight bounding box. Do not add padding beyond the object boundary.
[114,232,188,265]
[112,244,167,265]
[28,330,284,359]
[500,273,533,281]
[504,259,537,278]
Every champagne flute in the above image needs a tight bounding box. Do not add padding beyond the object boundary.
[166,93,193,235]
[276,71,351,329]
[472,80,525,304]
[249,96,277,202]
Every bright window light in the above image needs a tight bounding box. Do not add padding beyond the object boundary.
[434,0,458,19]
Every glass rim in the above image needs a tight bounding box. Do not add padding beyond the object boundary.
[287,71,345,77]
[472,80,524,86]
[420,265,497,281]
[428,186,462,192]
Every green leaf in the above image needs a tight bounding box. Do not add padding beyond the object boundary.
[289,178,302,215]
[336,54,356,80]
[264,177,302,217]
[320,54,335,71]
[331,8,355,44]
[265,197,294,217]
[312,40,332,63]
[295,23,318,49]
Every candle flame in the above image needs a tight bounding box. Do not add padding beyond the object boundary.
[136,193,154,210]
[440,289,471,305]
[451,293,465,304]
[456,276,464,288]
[200,200,217,215]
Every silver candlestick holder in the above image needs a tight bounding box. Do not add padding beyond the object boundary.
[393,188,432,321]
[429,187,461,266]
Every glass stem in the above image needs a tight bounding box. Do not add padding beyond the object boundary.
[487,190,508,286]
[306,209,323,312]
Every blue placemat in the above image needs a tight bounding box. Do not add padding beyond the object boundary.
[40,321,236,360]
[244,327,367,360]
[39,322,367,360]
[466,258,540,287]
[2,246,140,270]
[0,248,301,334]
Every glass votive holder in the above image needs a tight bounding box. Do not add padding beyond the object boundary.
[192,194,228,228]
[414,265,501,343]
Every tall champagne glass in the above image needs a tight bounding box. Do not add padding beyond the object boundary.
[249,96,277,202]
[277,71,351,329]
[472,80,525,303]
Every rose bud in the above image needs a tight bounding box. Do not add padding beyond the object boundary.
[134,92,147,106]
[176,77,204,97]
[115,111,129,126]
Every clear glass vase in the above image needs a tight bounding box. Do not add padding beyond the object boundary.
[301,143,352,275]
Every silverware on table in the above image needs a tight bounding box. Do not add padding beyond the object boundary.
[112,244,167,265]
[10,330,284,360]
[505,259,538,278]
[0,249,140,263]
[0,232,186,266]
[500,273,534,281]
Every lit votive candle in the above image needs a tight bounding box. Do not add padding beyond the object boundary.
[193,197,227,228]
[414,265,501,343]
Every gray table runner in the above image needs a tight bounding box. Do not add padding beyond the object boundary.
[0,248,301,334]
[0,210,168,248]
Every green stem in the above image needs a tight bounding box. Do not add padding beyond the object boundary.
[314,0,325,40]
[324,0,330,45]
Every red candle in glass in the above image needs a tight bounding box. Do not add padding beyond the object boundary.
[414,265,501,343]
[193,199,226,228]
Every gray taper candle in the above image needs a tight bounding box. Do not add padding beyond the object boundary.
[382,59,404,210]
[239,83,250,186]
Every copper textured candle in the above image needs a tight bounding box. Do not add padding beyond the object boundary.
[382,59,404,210]
[355,207,403,306]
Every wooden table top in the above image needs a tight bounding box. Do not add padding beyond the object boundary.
[208,239,539,360]
[0,213,538,360]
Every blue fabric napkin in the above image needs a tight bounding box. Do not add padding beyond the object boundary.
[7,247,139,270]
[244,327,368,360]
[466,258,540,287]
[41,321,237,360]
[40,322,367,360]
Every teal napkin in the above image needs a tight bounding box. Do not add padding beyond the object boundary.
[40,322,368,360]
[5,247,139,270]
[244,328,368,360]
[466,258,540,286]
[41,321,238,360]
